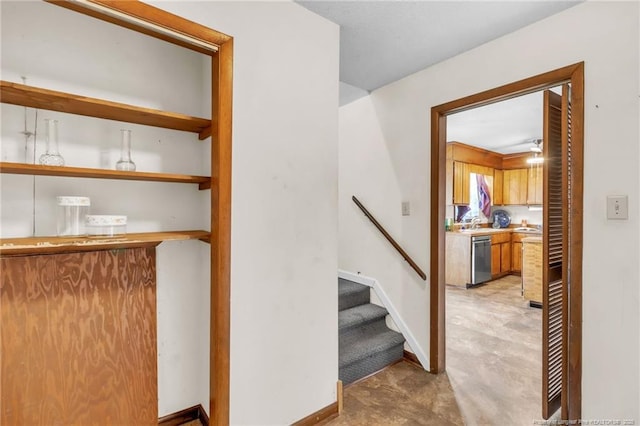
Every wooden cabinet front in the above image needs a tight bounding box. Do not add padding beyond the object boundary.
[491,243,501,277]
[1,247,158,425]
[527,165,543,205]
[445,233,471,287]
[511,232,526,273]
[502,169,528,205]
[452,161,470,204]
[491,232,512,278]
[493,169,503,205]
[522,238,543,304]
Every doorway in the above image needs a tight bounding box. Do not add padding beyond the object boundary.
[429,63,584,421]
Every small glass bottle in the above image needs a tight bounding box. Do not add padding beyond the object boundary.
[39,119,65,166]
[116,129,136,171]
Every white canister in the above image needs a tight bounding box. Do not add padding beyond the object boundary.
[56,196,90,236]
[85,215,127,237]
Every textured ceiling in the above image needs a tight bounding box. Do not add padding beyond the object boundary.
[297,1,581,93]
[297,1,580,152]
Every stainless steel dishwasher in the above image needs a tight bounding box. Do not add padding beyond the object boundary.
[470,235,492,287]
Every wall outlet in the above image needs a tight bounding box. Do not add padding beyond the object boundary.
[606,195,628,220]
[402,201,410,216]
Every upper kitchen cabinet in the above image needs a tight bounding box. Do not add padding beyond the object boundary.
[446,143,500,205]
[493,169,503,205]
[527,165,543,205]
[502,168,528,205]
[454,161,471,205]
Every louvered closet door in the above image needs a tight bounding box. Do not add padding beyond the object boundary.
[542,86,570,419]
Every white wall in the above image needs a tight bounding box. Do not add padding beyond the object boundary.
[341,1,639,420]
[2,1,339,424]
[338,96,426,339]
[151,2,340,425]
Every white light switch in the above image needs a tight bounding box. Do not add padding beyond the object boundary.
[607,195,628,220]
[402,201,410,216]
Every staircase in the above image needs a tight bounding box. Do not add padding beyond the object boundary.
[339,278,405,385]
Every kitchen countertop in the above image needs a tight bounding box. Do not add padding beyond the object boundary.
[447,228,542,237]
[522,236,542,243]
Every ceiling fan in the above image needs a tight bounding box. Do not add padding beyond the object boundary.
[526,138,544,164]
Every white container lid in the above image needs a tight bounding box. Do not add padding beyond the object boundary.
[85,215,127,226]
[57,196,90,206]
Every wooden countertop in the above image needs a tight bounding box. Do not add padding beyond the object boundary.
[447,228,542,238]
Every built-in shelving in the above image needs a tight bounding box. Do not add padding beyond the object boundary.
[0,230,211,256]
[0,81,214,140]
[0,162,212,190]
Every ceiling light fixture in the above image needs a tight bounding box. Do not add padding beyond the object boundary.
[526,139,544,164]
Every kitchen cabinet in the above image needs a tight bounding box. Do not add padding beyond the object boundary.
[445,161,497,206]
[453,161,470,204]
[490,232,511,278]
[493,169,503,205]
[445,232,471,287]
[511,232,526,274]
[522,237,543,306]
[527,165,543,205]
[502,168,528,205]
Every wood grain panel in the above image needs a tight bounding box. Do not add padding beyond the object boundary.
[445,233,471,287]
[522,239,543,304]
[447,142,503,169]
[1,247,157,425]
[493,169,503,205]
[501,152,530,170]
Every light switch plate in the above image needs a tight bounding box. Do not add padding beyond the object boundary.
[402,201,410,216]
[606,195,628,220]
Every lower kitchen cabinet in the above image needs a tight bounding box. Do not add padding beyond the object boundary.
[511,232,526,274]
[522,237,543,306]
[490,232,511,278]
[445,232,471,287]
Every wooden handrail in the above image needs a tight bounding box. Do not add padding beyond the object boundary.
[352,196,427,280]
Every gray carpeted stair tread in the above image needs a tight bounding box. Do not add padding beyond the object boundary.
[339,327,405,368]
[338,278,370,311]
[338,276,405,384]
[339,303,388,332]
[339,343,404,385]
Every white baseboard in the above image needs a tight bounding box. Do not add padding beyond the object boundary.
[338,269,429,371]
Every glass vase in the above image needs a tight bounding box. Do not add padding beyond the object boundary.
[39,119,65,166]
[115,129,136,171]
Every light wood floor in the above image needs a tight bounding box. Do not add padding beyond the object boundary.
[446,274,543,425]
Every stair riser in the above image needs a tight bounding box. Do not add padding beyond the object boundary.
[339,343,404,385]
[339,288,370,311]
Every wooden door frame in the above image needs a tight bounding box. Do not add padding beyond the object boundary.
[429,63,584,420]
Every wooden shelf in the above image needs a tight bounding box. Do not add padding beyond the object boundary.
[0,81,214,140]
[0,162,212,190]
[0,230,211,256]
